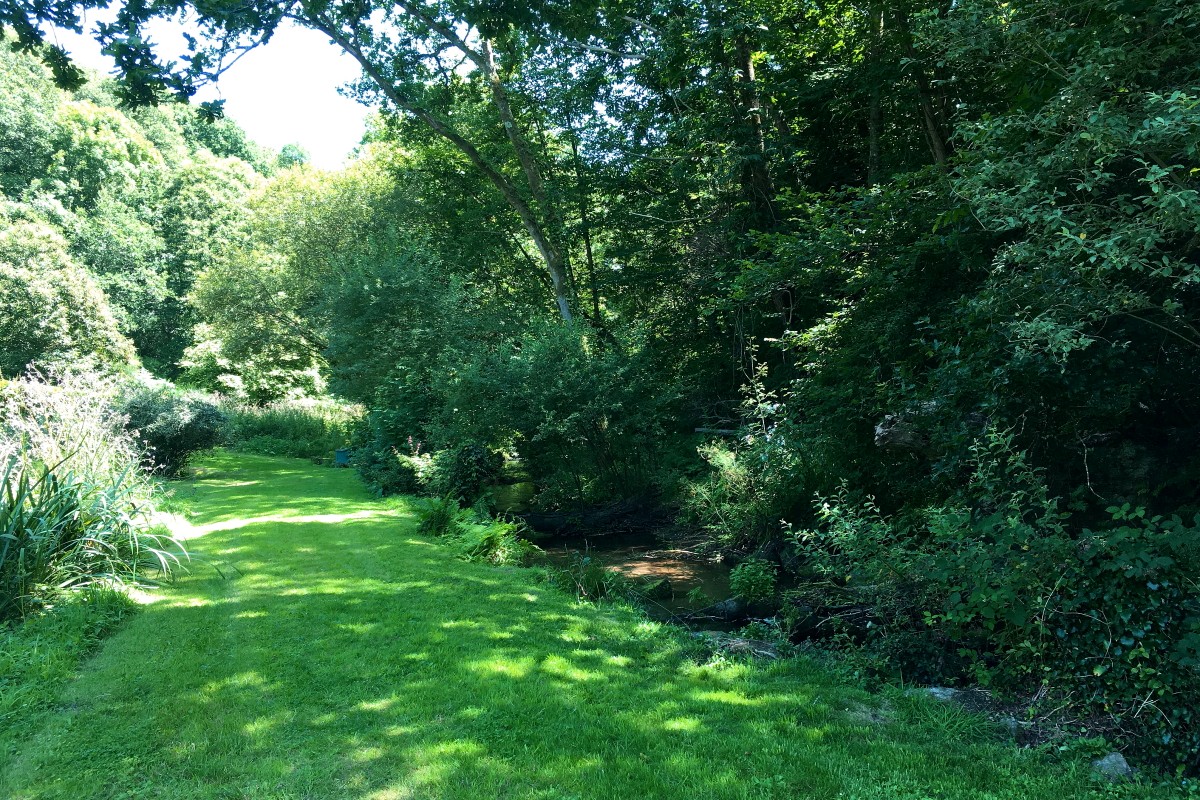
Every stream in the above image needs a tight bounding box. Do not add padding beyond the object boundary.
[527,532,741,630]
[498,475,739,628]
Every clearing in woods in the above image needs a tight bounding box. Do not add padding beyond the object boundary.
[0,452,1164,799]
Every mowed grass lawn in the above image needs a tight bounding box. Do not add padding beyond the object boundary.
[0,452,1174,799]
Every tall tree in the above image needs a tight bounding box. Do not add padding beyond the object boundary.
[0,0,606,320]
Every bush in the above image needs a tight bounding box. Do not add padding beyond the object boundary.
[2,369,138,487]
[413,321,679,508]
[730,558,778,604]
[351,433,499,502]
[682,433,821,553]
[222,399,357,460]
[0,371,184,620]
[545,551,638,603]
[794,431,1200,774]
[453,518,540,567]
[352,437,427,497]
[680,361,829,554]
[412,495,471,538]
[117,379,226,475]
[425,443,502,503]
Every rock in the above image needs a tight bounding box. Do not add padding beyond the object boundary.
[840,699,891,726]
[998,716,1021,740]
[699,631,780,659]
[712,598,743,620]
[874,414,928,450]
[920,687,962,703]
[750,540,782,565]
[1091,752,1134,782]
[642,577,673,600]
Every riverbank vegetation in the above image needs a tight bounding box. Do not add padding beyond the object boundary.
[2,452,1183,799]
[2,0,1198,780]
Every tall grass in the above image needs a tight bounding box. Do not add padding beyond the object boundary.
[2,370,137,488]
[0,371,184,621]
[221,399,359,460]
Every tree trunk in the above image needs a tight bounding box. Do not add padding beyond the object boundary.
[482,39,549,207]
[893,9,949,166]
[310,17,575,322]
[570,133,602,325]
[866,5,885,185]
[734,32,777,225]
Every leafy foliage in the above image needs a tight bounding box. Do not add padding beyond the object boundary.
[0,201,135,375]
[0,371,184,620]
[412,495,472,538]
[0,453,177,620]
[221,399,357,461]
[545,551,638,604]
[0,587,136,729]
[452,517,540,568]
[117,380,226,475]
[729,558,778,605]
[794,432,1200,773]
[5,0,1200,774]
[424,443,503,504]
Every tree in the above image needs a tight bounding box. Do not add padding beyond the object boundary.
[276,143,309,169]
[1,1,623,321]
[0,201,136,375]
[46,99,164,210]
[0,38,60,198]
[69,190,170,347]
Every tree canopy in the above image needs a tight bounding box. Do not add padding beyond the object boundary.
[2,0,1199,775]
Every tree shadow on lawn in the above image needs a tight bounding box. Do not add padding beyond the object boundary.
[4,455,1132,800]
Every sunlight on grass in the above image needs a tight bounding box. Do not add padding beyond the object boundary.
[470,656,535,678]
[167,507,396,540]
[663,716,703,732]
[0,451,1180,800]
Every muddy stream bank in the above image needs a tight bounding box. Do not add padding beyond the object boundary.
[498,476,744,630]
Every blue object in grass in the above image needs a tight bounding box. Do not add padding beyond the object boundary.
[334,448,352,468]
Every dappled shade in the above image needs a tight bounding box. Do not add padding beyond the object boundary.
[2,454,1136,799]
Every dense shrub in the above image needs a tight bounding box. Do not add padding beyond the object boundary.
[413,495,471,538]
[729,558,777,604]
[679,359,832,553]
[0,455,178,620]
[452,518,540,567]
[222,399,357,460]
[544,551,637,603]
[352,437,425,497]
[117,380,226,475]
[351,429,499,503]
[425,443,502,503]
[0,372,184,620]
[427,322,680,507]
[682,431,825,553]
[412,495,538,566]
[2,371,135,485]
[794,432,1200,773]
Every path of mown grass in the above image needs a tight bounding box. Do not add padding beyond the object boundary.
[0,452,1174,799]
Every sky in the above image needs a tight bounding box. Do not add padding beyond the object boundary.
[49,18,371,170]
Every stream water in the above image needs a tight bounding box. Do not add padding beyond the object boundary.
[534,535,737,627]
[499,476,737,626]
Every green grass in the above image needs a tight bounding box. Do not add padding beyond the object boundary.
[0,588,137,733]
[0,452,1179,799]
[221,400,357,461]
